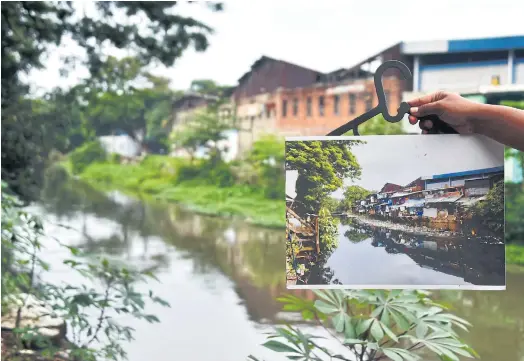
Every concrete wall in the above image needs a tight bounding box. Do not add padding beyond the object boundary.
[235,93,277,158]
[419,61,509,92]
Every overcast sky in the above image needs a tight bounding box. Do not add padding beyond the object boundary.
[29,0,524,93]
[286,135,504,199]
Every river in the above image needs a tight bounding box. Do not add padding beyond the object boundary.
[307,217,505,288]
[27,178,524,361]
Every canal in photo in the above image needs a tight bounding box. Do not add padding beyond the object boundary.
[308,217,505,288]
[29,177,524,361]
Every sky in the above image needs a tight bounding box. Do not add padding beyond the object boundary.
[29,0,524,94]
[285,135,504,199]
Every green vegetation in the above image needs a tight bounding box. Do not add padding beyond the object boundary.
[1,183,169,360]
[358,114,407,135]
[1,1,222,203]
[286,140,363,214]
[251,289,477,361]
[340,185,372,213]
[70,140,107,174]
[67,134,286,227]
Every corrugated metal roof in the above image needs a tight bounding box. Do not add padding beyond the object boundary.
[425,195,463,204]
[457,196,486,206]
[404,199,425,208]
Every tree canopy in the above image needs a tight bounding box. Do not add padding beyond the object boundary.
[1,1,222,201]
[340,185,371,212]
[286,140,363,213]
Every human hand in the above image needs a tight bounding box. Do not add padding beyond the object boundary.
[407,91,480,134]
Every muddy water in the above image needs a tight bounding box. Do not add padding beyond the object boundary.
[29,179,524,361]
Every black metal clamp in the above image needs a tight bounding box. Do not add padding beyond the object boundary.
[325,60,458,136]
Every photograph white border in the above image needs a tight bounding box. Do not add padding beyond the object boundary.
[285,134,507,291]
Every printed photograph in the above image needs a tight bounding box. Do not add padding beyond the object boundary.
[286,135,505,289]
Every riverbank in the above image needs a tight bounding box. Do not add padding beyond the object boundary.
[348,215,462,238]
[58,158,285,229]
[346,214,524,266]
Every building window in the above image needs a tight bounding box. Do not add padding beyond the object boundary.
[306,97,312,117]
[365,93,373,111]
[334,95,340,115]
[349,93,356,114]
[319,96,325,116]
[292,98,299,116]
[282,99,288,117]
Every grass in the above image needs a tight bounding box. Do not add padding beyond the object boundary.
[63,156,286,229]
[507,243,524,267]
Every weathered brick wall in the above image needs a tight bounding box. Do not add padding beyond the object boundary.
[274,76,404,136]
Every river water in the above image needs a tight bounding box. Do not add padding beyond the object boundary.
[308,218,506,288]
[28,179,524,361]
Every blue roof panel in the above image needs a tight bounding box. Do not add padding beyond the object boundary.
[448,36,524,53]
[430,166,504,180]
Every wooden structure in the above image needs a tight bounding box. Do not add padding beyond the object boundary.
[286,206,320,285]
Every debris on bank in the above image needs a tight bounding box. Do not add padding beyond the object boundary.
[351,216,460,238]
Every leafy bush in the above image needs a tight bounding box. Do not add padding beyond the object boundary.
[109,152,122,164]
[69,140,107,174]
[251,289,477,361]
[1,182,169,360]
[247,135,285,199]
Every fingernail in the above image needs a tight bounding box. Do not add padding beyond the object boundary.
[410,107,418,115]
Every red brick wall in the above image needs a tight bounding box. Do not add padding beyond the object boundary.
[274,76,404,136]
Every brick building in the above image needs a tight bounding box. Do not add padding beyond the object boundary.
[232,56,323,155]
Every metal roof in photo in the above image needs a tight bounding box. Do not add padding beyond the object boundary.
[457,196,487,207]
[425,195,463,204]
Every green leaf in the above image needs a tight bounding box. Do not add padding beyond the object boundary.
[390,310,411,331]
[314,300,338,314]
[370,320,384,341]
[380,322,399,343]
[415,322,428,339]
[356,318,373,336]
[262,340,300,354]
[343,315,356,339]
[382,349,403,361]
[332,312,346,332]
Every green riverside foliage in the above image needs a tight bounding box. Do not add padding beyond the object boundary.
[251,290,477,361]
[70,155,285,228]
[69,140,107,175]
[1,1,222,203]
[358,114,407,135]
[247,135,286,200]
[1,182,169,360]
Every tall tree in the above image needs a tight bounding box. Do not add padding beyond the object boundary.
[286,140,364,213]
[340,185,371,213]
[1,1,223,201]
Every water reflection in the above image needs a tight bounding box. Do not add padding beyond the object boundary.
[32,173,524,361]
[308,218,505,287]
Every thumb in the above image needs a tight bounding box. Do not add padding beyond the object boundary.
[410,101,442,117]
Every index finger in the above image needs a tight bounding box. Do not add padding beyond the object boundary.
[407,93,436,108]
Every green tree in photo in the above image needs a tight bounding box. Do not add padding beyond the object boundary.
[341,185,371,213]
[286,140,364,213]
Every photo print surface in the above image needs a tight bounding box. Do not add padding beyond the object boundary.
[285,135,505,290]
